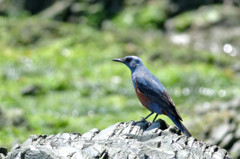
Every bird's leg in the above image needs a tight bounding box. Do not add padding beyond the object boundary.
[141,112,154,121]
[152,114,159,122]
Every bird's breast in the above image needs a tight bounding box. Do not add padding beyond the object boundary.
[134,78,151,109]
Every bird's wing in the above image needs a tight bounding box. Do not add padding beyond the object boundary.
[135,75,183,121]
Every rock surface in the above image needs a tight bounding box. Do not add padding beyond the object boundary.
[3,119,231,159]
[195,97,240,159]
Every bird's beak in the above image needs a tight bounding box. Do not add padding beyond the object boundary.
[112,58,124,63]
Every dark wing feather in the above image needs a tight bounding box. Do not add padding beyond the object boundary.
[162,89,182,121]
[135,76,183,121]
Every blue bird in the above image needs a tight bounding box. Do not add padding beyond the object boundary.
[113,56,191,137]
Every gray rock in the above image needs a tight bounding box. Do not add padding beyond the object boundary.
[235,125,240,138]
[219,134,235,150]
[5,120,231,159]
[39,0,73,19]
[21,84,42,96]
[196,96,240,158]
[209,123,231,144]
[6,108,26,127]
[229,140,240,159]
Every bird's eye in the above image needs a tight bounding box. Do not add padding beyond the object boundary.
[125,57,132,63]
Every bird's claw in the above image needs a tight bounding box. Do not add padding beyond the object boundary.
[140,117,147,122]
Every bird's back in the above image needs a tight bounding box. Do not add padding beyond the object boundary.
[132,65,166,94]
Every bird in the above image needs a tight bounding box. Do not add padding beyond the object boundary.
[113,56,191,137]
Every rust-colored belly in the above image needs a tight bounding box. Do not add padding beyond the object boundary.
[135,79,150,109]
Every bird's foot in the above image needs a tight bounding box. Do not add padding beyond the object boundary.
[140,117,147,122]
[132,118,147,125]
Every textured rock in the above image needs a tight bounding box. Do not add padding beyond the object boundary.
[5,120,231,159]
[209,123,232,144]
[230,141,240,158]
[197,97,240,159]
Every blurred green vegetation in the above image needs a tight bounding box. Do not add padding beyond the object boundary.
[0,1,240,149]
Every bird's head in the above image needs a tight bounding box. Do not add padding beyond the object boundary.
[113,56,143,72]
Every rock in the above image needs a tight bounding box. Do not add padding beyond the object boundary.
[219,134,235,150]
[0,147,7,156]
[6,108,26,127]
[5,120,231,159]
[0,108,27,127]
[209,123,232,144]
[235,125,240,138]
[230,141,240,158]
[39,0,73,20]
[194,96,240,159]
[21,84,42,96]
[24,0,55,14]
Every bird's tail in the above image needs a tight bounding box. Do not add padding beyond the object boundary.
[168,114,192,137]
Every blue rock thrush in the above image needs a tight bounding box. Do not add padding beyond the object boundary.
[113,56,191,137]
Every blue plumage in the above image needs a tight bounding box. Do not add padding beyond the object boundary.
[113,56,191,137]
